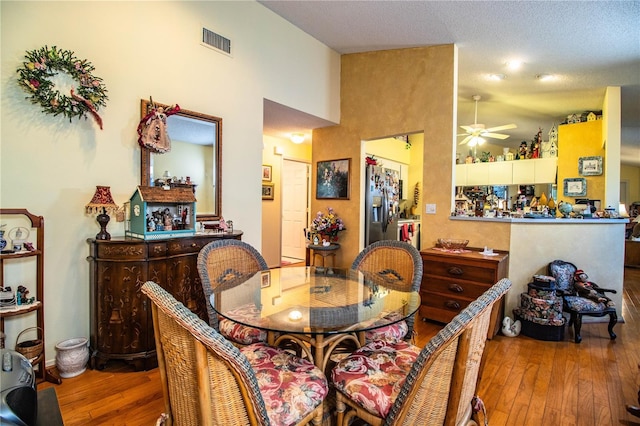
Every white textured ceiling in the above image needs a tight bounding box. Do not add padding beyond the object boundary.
[259,0,640,166]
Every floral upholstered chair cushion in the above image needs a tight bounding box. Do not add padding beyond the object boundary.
[364,311,409,343]
[331,339,420,418]
[241,343,328,426]
[563,295,612,312]
[219,303,268,345]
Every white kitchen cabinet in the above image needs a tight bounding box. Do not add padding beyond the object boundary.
[455,164,467,186]
[466,163,489,185]
[512,160,535,184]
[488,161,513,185]
[455,158,557,186]
[533,158,558,183]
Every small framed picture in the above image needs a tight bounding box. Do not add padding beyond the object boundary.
[316,158,350,200]
[262,165,272,181]
[262,183,274,200]
[578,156,603,176]
[564,178,587,197]
[261,271,271,288]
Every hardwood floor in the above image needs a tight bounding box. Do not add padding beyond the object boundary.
[39,268,640,425]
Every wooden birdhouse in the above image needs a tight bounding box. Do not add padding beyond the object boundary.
[567,114,579,124]
[548,124,558,144]
[587,112,597,121]
[125,186,197,240]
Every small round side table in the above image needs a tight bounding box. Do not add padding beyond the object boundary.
[307,243,340,269]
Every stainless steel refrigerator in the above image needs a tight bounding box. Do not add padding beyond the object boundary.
[365,165,401,246]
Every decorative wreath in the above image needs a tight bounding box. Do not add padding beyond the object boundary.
[17,45,108,129]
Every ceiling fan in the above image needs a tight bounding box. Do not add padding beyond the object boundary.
[458,95,516,146]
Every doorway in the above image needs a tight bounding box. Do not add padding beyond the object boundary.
[281,159,310,265]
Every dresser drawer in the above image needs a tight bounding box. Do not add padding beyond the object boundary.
[148,242,168,258]
[167,238,209,255]
[423,259,496,283]
[421,276,488,300]
[97,242,146,260]
[419,292,469,322]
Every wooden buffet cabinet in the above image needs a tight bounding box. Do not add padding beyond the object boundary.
[87,231,242,370]
[420,248,509,337]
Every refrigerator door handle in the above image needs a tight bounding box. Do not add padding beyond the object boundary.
[381,188,388,232]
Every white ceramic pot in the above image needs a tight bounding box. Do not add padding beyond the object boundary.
[55,337,89,378]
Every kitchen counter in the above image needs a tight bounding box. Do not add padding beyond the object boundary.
[443,215,627,319]
[450,216,628,224]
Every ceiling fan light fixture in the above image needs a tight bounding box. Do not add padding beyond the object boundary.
[468,136,485,147]
[290,133,305,144]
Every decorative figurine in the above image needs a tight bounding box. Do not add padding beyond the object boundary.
[573,270,614,306]
[517,141,528,159]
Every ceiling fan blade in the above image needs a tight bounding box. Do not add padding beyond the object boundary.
[459,135,473,145]
[484,123,517,133]
[460,125,479,133]
[482,132,510,140]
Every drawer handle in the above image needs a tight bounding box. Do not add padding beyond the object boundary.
[447,266,464,276]
[448,283,464,293]
[445,300,461,310]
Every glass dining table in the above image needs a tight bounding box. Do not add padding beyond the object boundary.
[209,266,421,372]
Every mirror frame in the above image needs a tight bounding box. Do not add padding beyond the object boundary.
[140,99,223,221]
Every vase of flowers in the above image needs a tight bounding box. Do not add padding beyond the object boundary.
[309,207,345,243]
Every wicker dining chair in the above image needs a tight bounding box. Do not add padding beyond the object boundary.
[197,239,269,345]
[142,281,328,426]
[351,240,423,343]
[331,278,512,426]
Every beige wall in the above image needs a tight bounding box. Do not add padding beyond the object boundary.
[1,1,339,364]
[311,45,505,266]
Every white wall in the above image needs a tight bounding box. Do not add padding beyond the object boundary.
[1,1,340,365]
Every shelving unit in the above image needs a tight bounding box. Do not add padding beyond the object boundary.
[0,208,61,384]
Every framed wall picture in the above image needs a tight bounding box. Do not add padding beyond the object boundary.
[262,165,272,181]
[578,156,602,176]
[262,183,274,200]
[316,158,350,199]
[563,178,587,197]
[261,271,271,288]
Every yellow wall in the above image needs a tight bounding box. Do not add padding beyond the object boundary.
[557,120,605,206]
[621,164,640,205]
[312,45,512,267]
[365,137,412,164]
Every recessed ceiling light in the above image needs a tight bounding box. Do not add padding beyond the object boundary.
[505,61,522,71]
[536,73,554,82]
[290,133,305,144]
[488,73,506,81]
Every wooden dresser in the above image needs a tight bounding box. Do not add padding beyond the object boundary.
[87,231,242,370]
[420,247,509,337]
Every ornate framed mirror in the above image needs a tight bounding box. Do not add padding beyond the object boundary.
[140,99,222,221]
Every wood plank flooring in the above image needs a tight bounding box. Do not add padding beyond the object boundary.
[38,268,640,425]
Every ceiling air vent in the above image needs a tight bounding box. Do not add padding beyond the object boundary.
[201,27,232,57]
